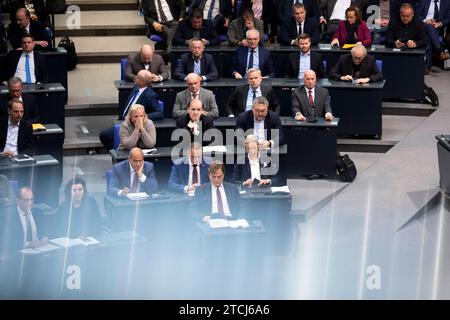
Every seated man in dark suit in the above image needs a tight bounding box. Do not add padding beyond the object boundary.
[99,70,162,150]
[329,44,383,83]
[167,142,210,194]
[0,77,39,123]
[7,8,51,50]
[226,68,280,117]
[227,7,264,46]
[0,174,15,205]
[291,70,334,121]
[278,2,320,45]
[173,38,219,81]
[0,187,49,254]
[124,44,170,82]
[231,28,275,79]
[287,33,324,79]
[4,34,47,85]
[0,99,33,158]
[173,7,220,46]
[108,147,158,197]
[235,96,284,149]
[193,162,241,221]
[190,0,232,34]
[278,0,320,23]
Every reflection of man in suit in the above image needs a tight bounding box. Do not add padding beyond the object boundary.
[279,3,320,45]
[173,38,219,81]
[173,73,219,118]
[194,162,241,221]
[226,68,280,116]
[124,44,169,82]
[173,7,220,46]
[5,34,47,84]
[7,8,51,50]
[1,187,48,254]
[291,70,334,121]
[0,77,39,123]
[235,96,284,149]
[109,147,158,197]
[0,99,33,157]
[231,28,275,78]
[287,33,324,79]
[167,142,210,194]
[329,44,383,83]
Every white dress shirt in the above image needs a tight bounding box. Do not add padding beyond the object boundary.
[4,118,20,155]
[15,51,36,84]
[249,156,262,181]
[298,51,311,80]
[211,184,232,216]
[425,0,439,20]
[203,0,220,20]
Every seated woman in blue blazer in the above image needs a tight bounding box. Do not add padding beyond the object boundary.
[232,134,279,187]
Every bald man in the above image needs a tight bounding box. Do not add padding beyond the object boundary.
[108,147,158,197]
[125,44,169,82]
[8,8,51,50]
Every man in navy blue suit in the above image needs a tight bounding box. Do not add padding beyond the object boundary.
[173,7,220,46]
[231,28,275,79]
[278,2,320,45]
[278,0,320,23]
[167,142,210,194]
[108,147,158,197]
[99,70,162,150]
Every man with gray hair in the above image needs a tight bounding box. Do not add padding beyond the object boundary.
[0,77,39,123]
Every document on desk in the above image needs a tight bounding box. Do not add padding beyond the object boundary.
[51,237,84,248]
[208,218,250,228]
[142,148,157,154]
[79,237,100,246]
[126,192,149,200]
[34,243,60,252]
[203,145,227,153]
[19,248,40,254]
[32,123,46,131]
[271,186,291,194]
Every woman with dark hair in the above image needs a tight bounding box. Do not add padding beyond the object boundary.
[56,177,102,238]
[331,6,372,47]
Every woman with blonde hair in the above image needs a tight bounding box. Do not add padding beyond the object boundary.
[119,104,156,150]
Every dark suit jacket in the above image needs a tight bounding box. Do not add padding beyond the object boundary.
[142,0,186,25]
[7,19,52,50]
[329,53,383,82]
[108,160,158,196]
[235,110,284,146]
[0,116,33,154]
[319,0,367,21]
[278,17,320,45]
[173,52,219,80]
[124,52,169,82]
[0,93,39,123]
[365,0,419,21]
[193,182,241,219]
[287,51,324,78]
[118,86,163,121]
[175,113,216,144]
[173,18,220,46]
[385,18,428,48]
[225,84,280,116]
[231,46,275,78]
[418,0,450,26]
[291,85,332,118]
[232,155,279,186]
[167,157,210,193]
[5,50,47,83]
[190,0,232,20]
[279,0,320,22]
[227,16,265,46]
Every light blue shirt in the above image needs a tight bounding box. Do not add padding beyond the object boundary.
[247,47,259,71]
[246,86,261,111]
[298,51,311,80]
[193,57,201,75]
[253,118,265,143]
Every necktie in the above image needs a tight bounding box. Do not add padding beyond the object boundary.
[248,49,255,70]
[122,89,138,119]
[216,186,224,214]
[25,213,33,242]
[252,89,257,101]
[130,172,139,192]
[25,54,32,84]
[207,0,216,20]
[157,0,168,23]
[298,23,302,36]
[192,164,198,184]
[194,29,200,39]
[434,0,440,21]
[308,90,314,105]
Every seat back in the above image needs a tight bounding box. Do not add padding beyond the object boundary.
[376,59,382,72]
[120,58,128,81]
[113,124,121,149]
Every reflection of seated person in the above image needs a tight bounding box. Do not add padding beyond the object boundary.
[0,187,49,253]
[175,99,215,142]
[330,6,372,48]
[0,99,33,158]
[167,142,210,194]
[329,44,383,84]
[286,33,324,79]
[194,162,241,221]
[0,174,16,205]
[119,104,156,150]
[108,147,158,197]
[56,177,102,238]
[291,70,334,121]
[232,134,279,187]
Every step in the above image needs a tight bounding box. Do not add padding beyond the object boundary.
[67,0,139,11]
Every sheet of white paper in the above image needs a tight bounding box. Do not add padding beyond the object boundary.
[19,248,40,254]
[126,192,149,200]
[51,237,84,248]
[80,237,100,246]
[271,186,291,194]
[208,218,230,228]
[34,243,60,252]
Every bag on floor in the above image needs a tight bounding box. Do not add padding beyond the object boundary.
[337,153,357,182]
[58,36,77,71]
[424,84,439,107]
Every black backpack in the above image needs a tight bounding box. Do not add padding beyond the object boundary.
[337,153,357,182]
[424,84,439,107]
[58,36,77,71]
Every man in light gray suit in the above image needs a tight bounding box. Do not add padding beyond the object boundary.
[291,70,334,121]
[172,73,219,119]
[125,44,170,82]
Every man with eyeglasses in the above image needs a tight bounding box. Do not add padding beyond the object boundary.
[329,44,383,84]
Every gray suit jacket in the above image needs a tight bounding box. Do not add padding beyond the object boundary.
[172,88,219,119]
[227,17,264,46]
[125,52,170,82]
[291,85,332,118]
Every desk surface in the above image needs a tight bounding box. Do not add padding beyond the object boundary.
[0,154,59,170]
[32,124,63,135]
[104,193,193,207]
[0,83,66,94]
[196,220,265,236]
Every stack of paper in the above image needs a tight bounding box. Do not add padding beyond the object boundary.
[51,237,84,248]
[208,218,249,229]
[126,192,149,200]
[271,186,291,194]
[79,237,100,246]
[19,248,40,255]
[32,123,46,131]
